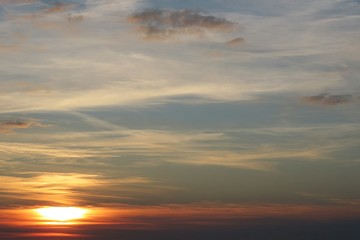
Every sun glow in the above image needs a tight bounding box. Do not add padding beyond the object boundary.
[35,207,88,222]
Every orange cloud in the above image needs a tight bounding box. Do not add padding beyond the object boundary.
[0,173,157,207]
[0,173,103,206]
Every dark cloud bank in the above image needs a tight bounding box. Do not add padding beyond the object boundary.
[302,93,355,106]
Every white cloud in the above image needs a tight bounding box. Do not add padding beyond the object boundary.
[0,0,358,113]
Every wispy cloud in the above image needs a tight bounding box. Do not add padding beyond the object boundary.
[1,0,358,112]
[0,0,360,222]
[2,113,351,172]
[296,192,360,205]
[0,173,157,206]
[128,9,236,40]
[0,173,101,205]
[0,142,98,158]
[168,147,325,171]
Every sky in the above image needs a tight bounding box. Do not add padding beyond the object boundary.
[0,0,360,239]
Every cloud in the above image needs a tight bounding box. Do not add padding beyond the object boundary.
[0,0,37,4]
[0,173,103,205]
[168,147,323,171]
[302,93,354,106]
[1,173,176,210]
[2,1,357,112]
[128,9,235,40]
[0,142,101,159]
[0,120,44,133]
[0,173,157,206]
[67,13,85,23]
[2,204,360,239]
[89,203,360,227]
[3,0,84,28]
[43,2,76,14]
[0,44,21,53]
[226,37,245,47]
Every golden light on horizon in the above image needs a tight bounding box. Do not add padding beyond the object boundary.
[34,207,88,222]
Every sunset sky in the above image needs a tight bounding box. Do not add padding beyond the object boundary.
[0,0,360,239]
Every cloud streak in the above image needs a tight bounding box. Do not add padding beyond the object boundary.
[0,142,96,158]
[172,148,323,171]
[0,173,101,205]
[0,173,157,206]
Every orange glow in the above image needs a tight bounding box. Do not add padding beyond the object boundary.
[1,203,360,229]
[34,207,88,222]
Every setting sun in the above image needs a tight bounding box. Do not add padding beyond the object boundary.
[35,207,88,222]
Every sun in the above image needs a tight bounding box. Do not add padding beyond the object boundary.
[35,207,88,222]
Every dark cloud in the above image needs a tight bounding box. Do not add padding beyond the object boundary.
[0,120,44,133]
[226,37,245,47]
[67,14,84,23]
[302,93,354,106]
[128,9,235,40]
